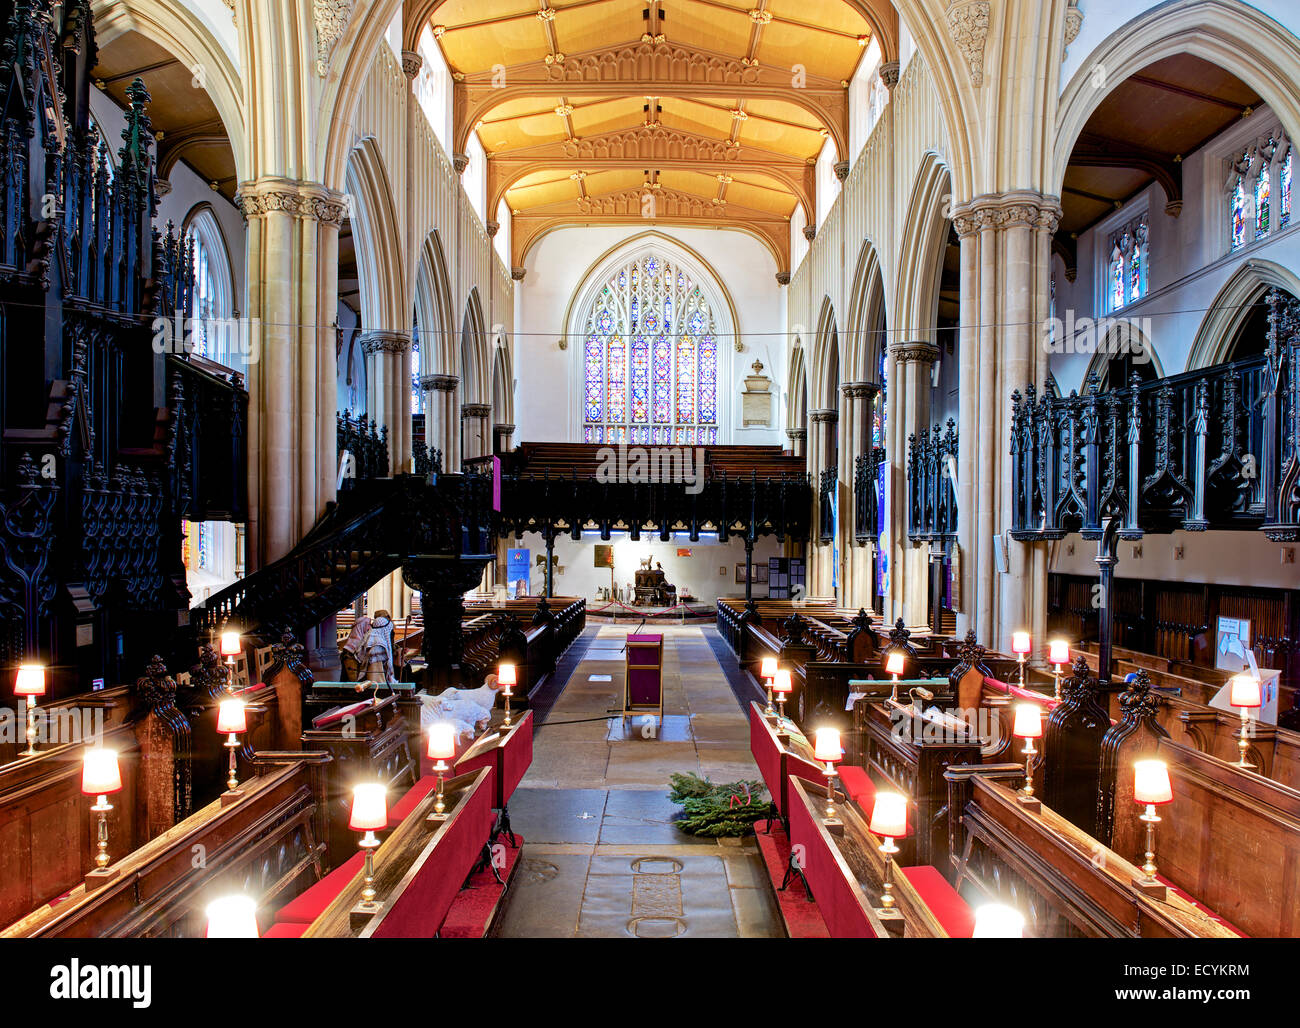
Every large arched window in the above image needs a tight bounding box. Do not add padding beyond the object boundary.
[183,206,234,363]
[582,252,719,445]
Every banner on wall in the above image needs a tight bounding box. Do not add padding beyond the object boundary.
[506,548,530,598]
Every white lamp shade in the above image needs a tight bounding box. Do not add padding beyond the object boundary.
[760,657,777,681]
[1012,703,1042,739]
[350,783,388,831]
[885,651,906,676]
[1229,674,1261,709]
[1047,640,1070,665]
[869,791,908,837]
[205,895,259,938]
[813,728,843,763]
[972,904,1025,938]
[13,664,45,697]
[772,668,793,695]
[427,721,457,760]
[1012,631,1032,655]
[217,698,247,734]
[219,631,242,657]
[1133,759,1173,805]
[81,748,122,796]
[497,663,517,687]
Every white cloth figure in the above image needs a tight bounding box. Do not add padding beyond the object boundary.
[361,612,396,684]
[418,674,503,746]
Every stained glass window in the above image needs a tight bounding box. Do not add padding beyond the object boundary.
[1282,149,1293,229]
[410,334,423,415]
[1230,175,1248,250]
[1107,214,1147,311]
[1256,164,1271,238]
[581,254,720,445]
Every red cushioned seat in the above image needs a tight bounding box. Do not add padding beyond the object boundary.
[901,865,975,938]
[837,765,875,810]
[264,921,309,938]
[276,852,366,924]
[312,699,372,729]
[387,776,439,828]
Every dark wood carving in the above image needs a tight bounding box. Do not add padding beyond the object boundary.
[1042,656,1111,836]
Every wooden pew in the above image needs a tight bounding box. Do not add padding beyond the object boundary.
[2,756,330,938]
[454,711,534,844]
[944,765,1240,938]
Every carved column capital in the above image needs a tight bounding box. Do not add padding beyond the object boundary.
[785,428,807,441]
[841,380,881,400]
[809,408,839,424]
[486,220,500,237]
[421,373,459,392]
[802,224,817,241]
[359,329,412,355]
[511,266,527,281]
[833,160,850,182]
[401,49,423,80]
[951,191,1063,238]
[889,341,942,365]
[461,403,492,419]
[234,177,349,225]
[453,152,470,174]
[775,270,791,286]
[879,60,900,89]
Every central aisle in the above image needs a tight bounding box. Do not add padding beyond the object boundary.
[492,625,783,938]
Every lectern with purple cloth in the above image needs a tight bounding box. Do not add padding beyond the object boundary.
[623,633,665,724]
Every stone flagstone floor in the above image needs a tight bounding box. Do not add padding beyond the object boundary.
[491,625,783,938]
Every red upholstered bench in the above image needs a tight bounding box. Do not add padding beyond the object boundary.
[837,765,876,811]
[749,703,829,828]
[264,921,309,938]
[312,699,373,730]
[386,776,439,828]
[275,851,366,925]
[901,865,975,938]
[786,776,879,938]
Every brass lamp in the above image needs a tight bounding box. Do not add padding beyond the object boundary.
[426,721,457,821]
[812,727,844,835]
[1228,674,1261,770]
[1012,703,1042,809]
[217,697,247,801]
[81,747,123,888]
[760,657,778,715]
[771,669,793,736]
[1047,640,1069,701]
[884,650,905,702]
[219,630,242,693]
[1131,758,1173,898]
[1012,631,1032,686]
[498,662,517,727]
[206,895,260,938]
[350,783,388,912]
[14,664,46,757]
[869,791,908,912]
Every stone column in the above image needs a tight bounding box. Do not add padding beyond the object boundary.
[786,427,806,457]
[236,178,347,569]
[808,408,839,599]
[890,342,940,626]
[460,403,492,464]
[493,423,515,454]
[360,329,412,473]
[842,381,879,609]
[422,374,459,469]
[952,192,1060,651]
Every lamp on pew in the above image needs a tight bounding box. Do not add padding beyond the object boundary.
[813,727,845,836]
[498,662,517,728]
[14,663,46,757]
[972,903,1025,938]
[771,669,793,737]
[760,656,778,716]
[884,649,905,703]
[1012,631,1032,686]
[1228,674,1261,770]
[350,783,388,916]
[868,791,908,913]
[1012,703,1042,812]
[1047,640,1069,701]
[81,747,122,889]
[1131,759,1173,900]
[427,721,457,822]
[206,895,260,938]
[220,630,242,693]
[217,698,247,805]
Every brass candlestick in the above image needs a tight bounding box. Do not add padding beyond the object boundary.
[359,832,380,905]
[878,836,899,910]
[1138,804,1161,884]
[431,760,449,819]
[225,734,240,791]
[1020,736,1037,799]
[22,697,38,757]
[1234,710,1255,770]
[764,681,775,715]
[91,794,113,869]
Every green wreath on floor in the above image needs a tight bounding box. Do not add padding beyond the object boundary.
[668,772,769,837]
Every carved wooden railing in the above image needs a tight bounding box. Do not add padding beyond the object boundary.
[854,446,886,544]
[907,419,958,543]
[337,411,390,486]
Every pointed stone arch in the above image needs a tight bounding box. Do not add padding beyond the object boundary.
[1187,259,1300,371]
[893,152,952,346]
[461,287,489,405]
[344,137,407,334]
[414,229,456,376]
[845,239,888,382]
[811,296,842,411]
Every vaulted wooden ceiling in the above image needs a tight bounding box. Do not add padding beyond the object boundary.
[91,31,237,202]
[1056,54,1262,279]
[418,0,884,269]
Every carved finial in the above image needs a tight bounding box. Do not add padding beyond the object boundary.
[134,655,177,711]
[957,628,985,667]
